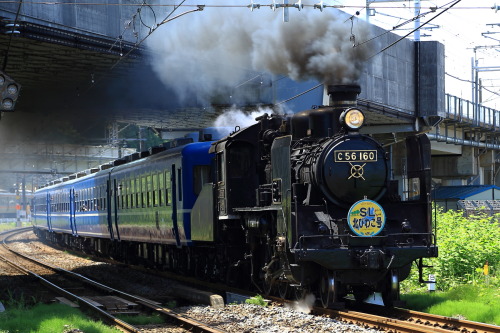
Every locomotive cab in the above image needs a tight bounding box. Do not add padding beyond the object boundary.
[210,115,284,220]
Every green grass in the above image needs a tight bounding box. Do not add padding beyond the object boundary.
[245,294,269,306]
[0,223,17,232]
[0,303,120,333]
[116,312,165,325]
[402,283,500,325]
[0,222,31,232]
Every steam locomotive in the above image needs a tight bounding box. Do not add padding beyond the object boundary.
[33,84,438,307]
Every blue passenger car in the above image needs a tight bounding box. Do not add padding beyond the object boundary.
[33,140,215,250]
[108,141,213,246]
[33,170,109,238]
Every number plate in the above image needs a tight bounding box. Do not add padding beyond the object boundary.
[334,150,377,162]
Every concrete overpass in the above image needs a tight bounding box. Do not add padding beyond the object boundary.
[1,2,499,192]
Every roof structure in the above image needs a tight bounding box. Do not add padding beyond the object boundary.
[432,185,500,200]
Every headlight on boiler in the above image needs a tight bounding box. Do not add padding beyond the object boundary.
[340,108,364,130]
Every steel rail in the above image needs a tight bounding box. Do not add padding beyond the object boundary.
[0,252,141,332]
[0,228,140,333]
[390,307,500,333]
[85,249,499,333]
[136,300,227,333]
[1,228,228,333]
[16,227,497,333]
[318,307,448,333]
[262,294,500,333]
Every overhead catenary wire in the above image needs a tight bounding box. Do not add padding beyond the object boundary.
[3,0,497,183]
[272,1,496,106]
[446,72,500,99]
[275,83,323,106]
[95,1,204,90]
[109,0,201,71]
[0,0,491,9]
[365,0,462,60]
[352,1,448,49]
[4,0,494,108]
[41,0,490,94]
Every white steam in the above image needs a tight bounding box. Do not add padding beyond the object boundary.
[146,2,371,102]
[213,105,285,129]
[285,293,317,313]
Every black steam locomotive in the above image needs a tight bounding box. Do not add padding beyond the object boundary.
[33,84,437,307]
[209,84,437,307]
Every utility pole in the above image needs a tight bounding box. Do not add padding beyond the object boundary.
[471,43,500,126]
[414,0,421,41]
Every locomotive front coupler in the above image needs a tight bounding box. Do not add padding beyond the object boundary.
[357,246,389,270]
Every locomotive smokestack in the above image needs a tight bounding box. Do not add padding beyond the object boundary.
[292,84,362,139]
[327,84,361,107]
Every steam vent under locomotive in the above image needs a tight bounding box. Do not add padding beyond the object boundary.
[210,84,437,307]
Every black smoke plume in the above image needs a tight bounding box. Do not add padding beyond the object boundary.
[146,2,371,103]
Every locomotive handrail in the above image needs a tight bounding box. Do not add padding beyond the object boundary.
[296,232,436,249]
[292,184,298,246]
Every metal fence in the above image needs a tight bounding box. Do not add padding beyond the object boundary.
[445,94,500,130]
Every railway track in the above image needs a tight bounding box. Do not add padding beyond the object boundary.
[129,264,499,333]
[0,228,227,333]
[312,305,500,333]
[5,227,500,333]
[129,263,500,333]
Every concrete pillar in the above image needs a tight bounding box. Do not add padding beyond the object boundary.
[432,146,477,179]
[479,150,495,185]
[442,179,466,186]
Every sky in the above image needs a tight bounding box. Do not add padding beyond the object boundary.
[334,0,500,109]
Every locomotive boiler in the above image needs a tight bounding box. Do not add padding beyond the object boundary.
[33,84,437,308]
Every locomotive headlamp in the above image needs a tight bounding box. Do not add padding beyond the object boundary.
[340,108,365,130]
